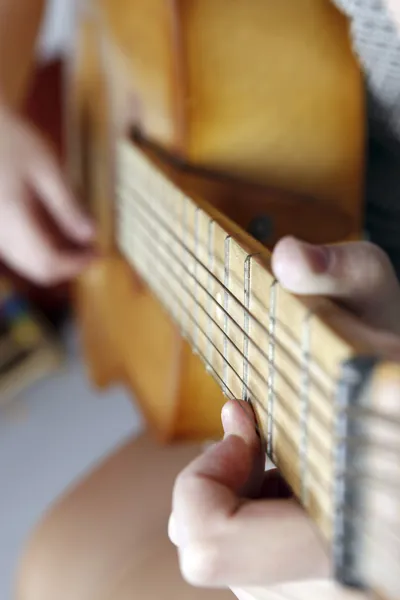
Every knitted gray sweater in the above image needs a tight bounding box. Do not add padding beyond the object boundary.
[333,0,400,276]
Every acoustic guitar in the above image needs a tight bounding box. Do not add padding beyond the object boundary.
[67,1,400,598]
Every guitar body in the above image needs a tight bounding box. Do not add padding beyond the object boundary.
[68,0,365,442]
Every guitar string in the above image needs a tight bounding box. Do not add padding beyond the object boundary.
[119,174,319,362]
[119,216,330,439]
[118,209,335,442]
[119,168,400,425]
[120,224,336,495]
[118,190,400,428]
[119,206,400,431]
[118,201,328,398]
[120,221,400,493]
[119,159,400,430]
[117,192,319,391]
[117,183,334,395]
[117,174,339,386]
[117,157,400,562]
[118,217,336,453]
[118,167,400,409]
[121,216,400,447]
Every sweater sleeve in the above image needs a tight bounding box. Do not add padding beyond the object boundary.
[331,0,400,141]
[331,1,400,279]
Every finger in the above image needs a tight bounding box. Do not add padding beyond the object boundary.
[173,401,262,540]
[27,140,94,243]
[222,400,266,497]
[171,402,328,587]
[175,496,328,588]
[221,399,260,451]
[271,237,400,333]
[0,195,94,285]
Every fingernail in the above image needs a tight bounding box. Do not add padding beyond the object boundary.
[221,403,234,435]
[273,237,332,288]
[300,242,331,274]
[221,401,253,438]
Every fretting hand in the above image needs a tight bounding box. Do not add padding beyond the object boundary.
[0,105,95,284]
[169,236,400,600]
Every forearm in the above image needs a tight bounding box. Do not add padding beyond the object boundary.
[0,0,46,110]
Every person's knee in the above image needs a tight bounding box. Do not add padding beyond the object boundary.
[15,501,107,600]
[15,435,203,600]
[16,514,77,600]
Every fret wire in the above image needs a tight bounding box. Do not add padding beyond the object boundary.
[173,324,264,437]
[119,216,337,454]
[126,228,335,482]
[300,313,312,505]
[207,220,216,372]
[267,281,277,458]
[182,197,189,337]
[117,188,334,400]
[122,174,300,354]
[118,148,400,562]
[164,183,179,325]
[270,421,334,498]
[117,200,297,391]
[123,164,309,354]
[117,204,334,417]
[119,229,257,433]
[243,254,259,401]
[123,230,337,498]
[118,177,336,386]
[136,229,400,501]
[121,215,269,410]
[120,219,400,504]
[194,207,201,353]
[223,236,231,396]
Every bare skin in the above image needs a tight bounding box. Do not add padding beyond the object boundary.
[170,236,400,600]
[0,1,399,598]
[0,0,95,285]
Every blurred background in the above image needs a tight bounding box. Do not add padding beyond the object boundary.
[0,2,144,598]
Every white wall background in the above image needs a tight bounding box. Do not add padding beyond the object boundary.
[0,325,142,600]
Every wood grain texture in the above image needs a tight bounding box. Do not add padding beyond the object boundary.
[66,7,115,252]
[34,3,400,597]
[117,139,400,548]
[181,0,364,216]
[97,0,364,224]
[100,0,183,150]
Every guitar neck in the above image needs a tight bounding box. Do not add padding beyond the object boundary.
[115,137,400,596]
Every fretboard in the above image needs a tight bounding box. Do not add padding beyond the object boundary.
[115,138,375,544]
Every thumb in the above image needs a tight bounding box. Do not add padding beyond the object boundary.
[272,237,400,334]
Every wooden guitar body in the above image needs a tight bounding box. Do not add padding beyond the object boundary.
[68,3,400,597]
[99,0,364,216]
[69,0,364,441]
